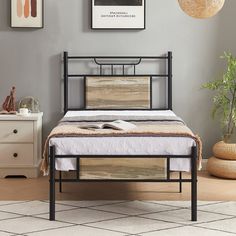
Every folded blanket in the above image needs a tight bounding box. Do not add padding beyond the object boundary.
[41,122,202,175]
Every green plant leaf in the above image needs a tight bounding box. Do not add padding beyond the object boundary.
[202,52,236,137]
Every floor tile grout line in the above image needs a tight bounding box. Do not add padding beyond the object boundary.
[21,216,130,235]
[31,206,83,216]
[40,199,132,208]
[0,204,115,218]
[0,207,55,217]
[0,209,127,225]
[125,235,142,236]
[13,221,78,235]
[134,215,187,226]
[133,207,186,217]
[191,216,236,226]
[0,215,28,222]
[0,207,78,218]
[193,224,236,235]
[142,200,227,209]
[81,215,131,226]
[137,214,236,227]
[124,235,142,236]
[0,228,23,235]
[85,207,136,216]
[128,225,186,235]
[197,209,236,218]
[0,215,78,235]
[137,208,236,224]
[0,205,195,220]
[197,201,229,207]
[11,234,28,236]
[80,223,131,235]
[86,206,184,218]
[84,215,185,234]
[17,224,79,235]
[10,235,27,236]
[0,200,32,207]
[125,222,236,236]
[127,234,141,236]
[31,214,130,229]
[82,224,139,235]
[141,201,190,208]
[32,205,126,217]
[27,214,77,224]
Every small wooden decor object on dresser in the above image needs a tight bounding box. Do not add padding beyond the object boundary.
[0,113,43,178]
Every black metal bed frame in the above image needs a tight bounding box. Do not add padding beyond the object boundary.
[49,51,198,221]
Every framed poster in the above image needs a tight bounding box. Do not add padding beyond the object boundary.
[91,0,145,30]
[11,0,44,28]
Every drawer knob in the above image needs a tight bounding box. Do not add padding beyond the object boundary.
[13,129,18,134]
[13,153,18,158]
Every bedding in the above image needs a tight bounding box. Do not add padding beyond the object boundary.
[41,110,202,175]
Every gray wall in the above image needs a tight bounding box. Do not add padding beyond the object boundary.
[0,0,235,158]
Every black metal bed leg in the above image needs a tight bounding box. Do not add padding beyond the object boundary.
[49,145,56,221]
[191,146,197,221]
[59,171,62,193]
[179,172,182,193]
[76,158,80,180]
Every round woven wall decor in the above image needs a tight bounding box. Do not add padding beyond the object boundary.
[178,0,225,19]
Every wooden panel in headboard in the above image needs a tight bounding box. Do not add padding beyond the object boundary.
[85,76,151,109]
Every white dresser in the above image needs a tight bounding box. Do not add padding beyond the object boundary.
[0,113,43,178]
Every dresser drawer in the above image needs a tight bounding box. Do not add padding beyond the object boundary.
[0,121,33,143]
[0,144,33,167]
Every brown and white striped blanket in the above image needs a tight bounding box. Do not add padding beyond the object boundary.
[41,117,202,175]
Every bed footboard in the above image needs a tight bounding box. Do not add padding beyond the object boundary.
[49,145,198,221]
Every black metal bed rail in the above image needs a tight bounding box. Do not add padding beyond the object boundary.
[67,56,169,59]
[54,179,192,183]
[54,154,192,158]
[66,108,172,111]
[67,74,169,77]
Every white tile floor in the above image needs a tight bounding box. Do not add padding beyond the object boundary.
[0,201,235,235]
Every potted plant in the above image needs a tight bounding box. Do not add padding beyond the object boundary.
[202,52,236,143]
[203,52,236,179]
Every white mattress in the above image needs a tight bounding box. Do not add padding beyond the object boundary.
[64,110,177,118]
[50,110,195,172]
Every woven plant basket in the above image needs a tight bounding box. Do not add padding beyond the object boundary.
[213,141,236,160]
[207,156,236,179]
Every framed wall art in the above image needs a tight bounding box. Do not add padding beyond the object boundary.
[11,0,44,28]
[91,0,146,30]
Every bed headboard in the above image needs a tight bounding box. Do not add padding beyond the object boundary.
[63,51,172,114]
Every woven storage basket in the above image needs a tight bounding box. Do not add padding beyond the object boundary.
[213,141,236,160]
[207,156,236,179]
